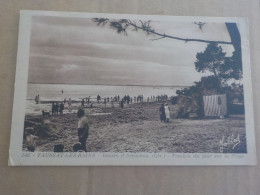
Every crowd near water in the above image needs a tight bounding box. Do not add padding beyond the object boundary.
[26,83,182,115]
[36,93,171,114]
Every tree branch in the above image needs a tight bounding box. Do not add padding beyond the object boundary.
[92,18,233,45]
[150,36,166,41]
[128,21,232,44]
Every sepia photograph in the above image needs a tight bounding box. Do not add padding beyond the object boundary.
[9,11,256,165]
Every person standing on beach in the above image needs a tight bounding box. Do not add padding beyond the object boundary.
[52,102,55,115]
[68,98,72,113]
[164,104,170,123]
[111,98,114,108]
[54,102,59,115]
[104,98,107,106]
[81,98,85,107]
[159,104,166,122]
[120,100,124,108]
[35,94,39,104]
[59,102,64,115]
[97,95,101,103]
[77,108,89,152]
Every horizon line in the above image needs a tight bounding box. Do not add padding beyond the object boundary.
[27,82,190,88]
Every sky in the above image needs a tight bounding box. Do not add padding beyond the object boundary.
[28,15,235,86]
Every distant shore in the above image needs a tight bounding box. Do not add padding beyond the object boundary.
[23,101,247,153]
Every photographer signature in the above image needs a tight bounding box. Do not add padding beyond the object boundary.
[219,134,240,153]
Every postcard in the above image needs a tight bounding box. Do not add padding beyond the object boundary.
[9,10,256,165]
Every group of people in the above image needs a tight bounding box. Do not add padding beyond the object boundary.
[99,95,120,104]
[37,93,170,112]
[92,94,170,105]
[51,98,72,115]
[51,102,64,115]
[159,103,171,123]
[156,95,168,102]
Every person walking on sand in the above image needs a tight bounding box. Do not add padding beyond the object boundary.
[164,103,170,123]
[77,108,89,152]
[159,103,166,122]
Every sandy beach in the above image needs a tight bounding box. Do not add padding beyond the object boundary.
[23,101,247,153]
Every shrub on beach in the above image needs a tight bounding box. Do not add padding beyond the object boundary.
[171,76,244,118]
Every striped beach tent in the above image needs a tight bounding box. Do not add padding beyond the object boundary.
[203,94,227,117]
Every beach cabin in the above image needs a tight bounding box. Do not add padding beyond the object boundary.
[203,94,227,117]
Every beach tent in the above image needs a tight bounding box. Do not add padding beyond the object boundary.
[203,94,227,117]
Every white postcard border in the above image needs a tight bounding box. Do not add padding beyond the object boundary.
[9,11,257,166]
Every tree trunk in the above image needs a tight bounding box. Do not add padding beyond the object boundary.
[225,23,242,69]
[225,23,241,54]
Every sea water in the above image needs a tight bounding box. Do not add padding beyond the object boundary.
[26,83,185,115]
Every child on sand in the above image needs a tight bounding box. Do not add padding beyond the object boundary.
[25,127,39,152]
[73,142,84,152]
